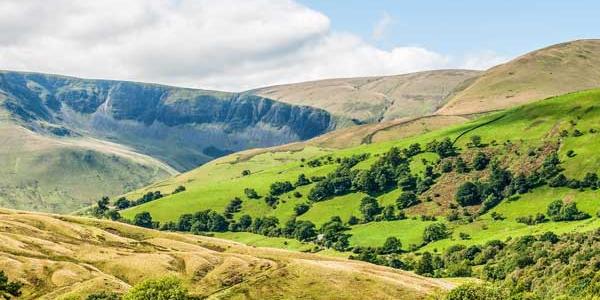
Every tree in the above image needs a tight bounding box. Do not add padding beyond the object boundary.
[270,181,294,196]
[423,223,449,243]
[0,271,22,299]
[224,197,243,216]
[415,252,434,275]
[292,220,317,241]
[172,185,186,194]
[123,277,188,300]
[396,191,419,209]
[295,174,311,187]
[435,138,458,158]
[294,203,310,216]
[133,212,154,228]
[244,188,260,199]
[469,135,482,148]
[237,215,253,231]
[446,283,506,300]
[455,157,469,173]
[86,291,120,300]
[105,209,121,221]
[455,182,481,206]
[241,169,251,176]
[360,196,382,222]
[382,205,397,221]
[381,237,402,254]
[546,199,590,221]
[472,152,489,170]
[114,197,131,209]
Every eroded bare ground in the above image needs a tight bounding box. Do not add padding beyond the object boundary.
[0,209,453,299]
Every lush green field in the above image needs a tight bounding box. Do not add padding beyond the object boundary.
[123,89,600,256]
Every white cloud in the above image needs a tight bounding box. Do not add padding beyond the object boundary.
[0,0,498,91]
[372,12,393,41]
[460,51,509,70]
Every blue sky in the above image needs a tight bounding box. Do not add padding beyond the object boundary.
[298,0,599,59]
[2,0,598,90]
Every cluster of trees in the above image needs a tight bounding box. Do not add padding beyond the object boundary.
[546,199,590,221]
[434,230,600,300]
[113,191,164,210]
[308,144,441,203]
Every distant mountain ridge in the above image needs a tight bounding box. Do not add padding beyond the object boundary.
[251,69,481,125]
[0,71,334,171]
[0,71,334,212]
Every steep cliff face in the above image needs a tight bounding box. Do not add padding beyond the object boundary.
[0,71,334,171]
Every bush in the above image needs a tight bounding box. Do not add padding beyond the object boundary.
[360,196,382,222]
[455,182,481,206]
[270,181,294,196]
[547,199,590,221]
[244,188,260,199]
[133,212,154,228]
[396,191,420,209]
[172,185,186,194]
[423,223,450,243]
[123,277,188,300]
[86,292,120,300]
[472,152,489,170]
[295,174,311,187]
[381,237,402,254]
[446,283,505,300]
[294,203,310,216]
[0,271,22,298]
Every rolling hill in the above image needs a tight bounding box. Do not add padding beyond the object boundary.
[119,88,600,298]
[0,208,453,299]
[252,69,480,125]
[438,39,600,115]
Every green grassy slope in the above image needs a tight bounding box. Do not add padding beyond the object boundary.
[123,89,600,254]
[0,123,175,213]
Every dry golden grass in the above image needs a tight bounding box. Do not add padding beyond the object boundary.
[0,208,453,299]
[439,39,600,115]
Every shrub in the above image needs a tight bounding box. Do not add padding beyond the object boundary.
[381,237,402,254]
[123,277,188,300]
[423,223,450,243]
[472,152,489,170]
[546,199,590,221]
[86,292,120,300]
[270,181,294,196]
[295,174,311,187]
[133,212,154,228]
[294,203,310,216]
[396,191,420,209]
[244,188,260,199]
[360,196,382,222]
[0,271,22,299]
[172,185,186,194]
[445,283,505,300]
[455,182,481,206]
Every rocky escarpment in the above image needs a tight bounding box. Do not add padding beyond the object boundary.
[0,71,334,171]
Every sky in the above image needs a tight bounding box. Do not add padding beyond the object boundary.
[0,0,598,91]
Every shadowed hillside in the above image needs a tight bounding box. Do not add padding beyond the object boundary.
[0,71,334,213]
